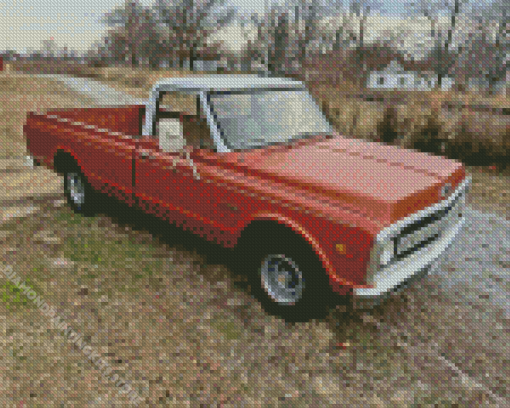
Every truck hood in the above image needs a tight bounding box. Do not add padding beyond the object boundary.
[203,134,465,226]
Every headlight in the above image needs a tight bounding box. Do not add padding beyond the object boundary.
[379,240,395,267]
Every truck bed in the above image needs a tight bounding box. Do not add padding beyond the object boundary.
[41,105,146,135]
[24,105,149,179]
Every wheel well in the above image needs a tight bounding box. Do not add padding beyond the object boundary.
[237,220,310,252]
[53,150,78,174]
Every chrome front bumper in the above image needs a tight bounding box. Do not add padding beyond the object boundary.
[24,155,36,167]
[24,155,40,168]
[353,176,470,309]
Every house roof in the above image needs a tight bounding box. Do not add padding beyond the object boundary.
[152,74,305,93]
[369,56,440,75]
[372,59,407,74]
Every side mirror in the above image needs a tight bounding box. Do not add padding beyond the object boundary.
[158,118,185,152]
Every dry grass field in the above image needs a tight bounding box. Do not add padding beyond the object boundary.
[0,72,100,158]
[311,84,509,169]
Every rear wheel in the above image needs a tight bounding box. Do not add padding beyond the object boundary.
[242,230,336,321]
[63,166,97,216]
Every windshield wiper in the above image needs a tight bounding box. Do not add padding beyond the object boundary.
[289,131,333,142]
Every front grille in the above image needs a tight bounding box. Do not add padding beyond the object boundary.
[394,191,464,259]
[365,176,471,284]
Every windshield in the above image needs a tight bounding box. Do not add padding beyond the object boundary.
[208,89,333,150]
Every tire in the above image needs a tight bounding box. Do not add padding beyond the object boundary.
[63,165,97,216]
[242,230,336,322]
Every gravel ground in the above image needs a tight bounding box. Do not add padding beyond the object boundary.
[438,208,509,315]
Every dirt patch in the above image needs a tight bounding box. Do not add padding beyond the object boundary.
[0,167,63,202]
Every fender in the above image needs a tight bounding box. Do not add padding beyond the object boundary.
[241,212,335,278]
[49,146,103,191]
[240,212,372,295]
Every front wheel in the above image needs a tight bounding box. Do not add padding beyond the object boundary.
[63,167,97,216]
[243,232,336,321]
[260,254,305,306]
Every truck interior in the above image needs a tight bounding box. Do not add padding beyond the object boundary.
[155,91,215,153]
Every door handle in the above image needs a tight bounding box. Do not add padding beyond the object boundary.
[139,151,155,160]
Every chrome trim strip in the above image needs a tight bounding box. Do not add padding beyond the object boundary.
[47,115,128,136]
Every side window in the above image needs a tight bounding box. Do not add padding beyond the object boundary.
[159,91,197,115]
[156,91,197,152]
[156,90,215,151]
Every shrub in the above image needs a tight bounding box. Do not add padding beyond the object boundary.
[408,108,445,156]
[377,105,399,144]
[1,277,35,309]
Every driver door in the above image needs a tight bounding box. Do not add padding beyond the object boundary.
[134,111,185,221]
[134,92,225,238]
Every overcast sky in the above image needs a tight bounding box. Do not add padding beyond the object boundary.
[0,0,491,53]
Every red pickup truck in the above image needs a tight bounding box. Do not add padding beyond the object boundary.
[24,74,471,320]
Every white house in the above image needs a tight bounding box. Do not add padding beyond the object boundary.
[367,60,454,91]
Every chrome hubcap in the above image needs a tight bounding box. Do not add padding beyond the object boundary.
[66,173,85,205]
[260,254,304,305]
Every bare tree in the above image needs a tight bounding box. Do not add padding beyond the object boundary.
[238,14,259,72]
[244,0,341,77]
[408,0,471,89]
[295,0,411,86]
[292,0,323,70]
[345,0,382,87]
[241,5,294,76]
[101,29,129,65]
[154,0,235,71]
[102,0,157,67]
[327,1,354,53]
[478,0,509,95]
[41,38,58,60]
[268,7,294,75]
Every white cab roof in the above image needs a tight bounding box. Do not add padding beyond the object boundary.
[152,74,305,93]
